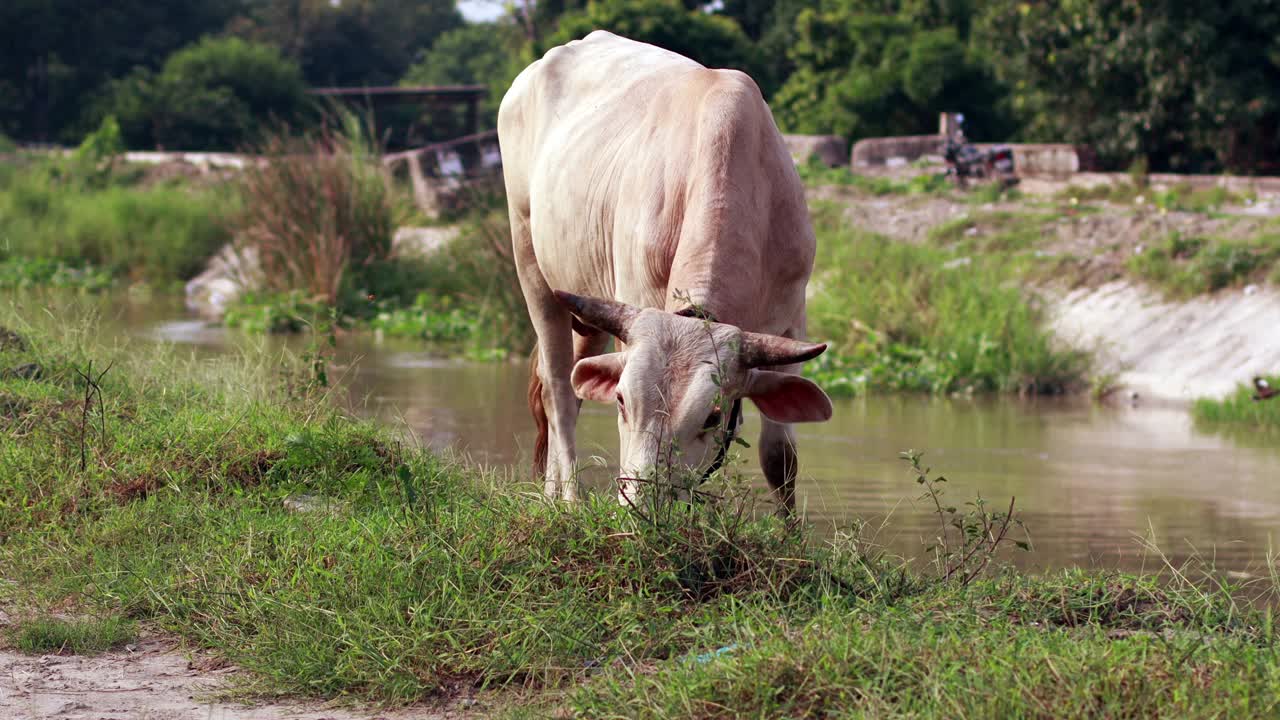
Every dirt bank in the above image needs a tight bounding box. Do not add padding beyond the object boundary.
[1049,281,1280,403]
[0,636,470,720]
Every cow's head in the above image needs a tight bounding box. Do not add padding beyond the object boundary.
[555,291,833,503]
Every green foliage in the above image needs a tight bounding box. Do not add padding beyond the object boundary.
[546,0,762,79]
[1128,232,1280,297]
[1194,376,1280,430]
[231,0,463,87]
[0,0,245,142]
[978,0,1280,173]
[805,211,1088,395]
[0,258,113,292]
[12,616,136,655]
[400,22,524,139]
[0,159,231,285]
[773,1,1011,143]
[104,37,309,151]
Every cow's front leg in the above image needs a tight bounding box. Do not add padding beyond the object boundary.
[759,417,799,514]
[535,319,584,501]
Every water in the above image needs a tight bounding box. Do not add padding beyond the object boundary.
[27,293,1280,576]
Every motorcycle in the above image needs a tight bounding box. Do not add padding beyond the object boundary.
[942,115,1018,189]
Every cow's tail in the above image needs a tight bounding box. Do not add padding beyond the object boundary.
[528,342,549,478]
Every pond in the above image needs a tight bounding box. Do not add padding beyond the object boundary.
[38,292,1280,576]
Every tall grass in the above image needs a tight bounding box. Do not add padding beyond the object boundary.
[806,209,1089,395]
[1193,376,1280,430]
[0,158,230,285]
[232,118,398,306]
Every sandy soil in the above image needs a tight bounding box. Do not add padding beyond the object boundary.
[0,636,468,720]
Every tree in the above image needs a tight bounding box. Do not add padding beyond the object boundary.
[544,0,762,80]
[104,37,309,151]
[402,22,524,128]
[977,0,1280,172]
[229,0,463,87]
[0,0,247,142]
[772,0,1011,142]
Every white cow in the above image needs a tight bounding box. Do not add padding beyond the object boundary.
[498,31,832,508]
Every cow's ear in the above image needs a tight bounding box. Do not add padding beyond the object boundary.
[571,352,628,402]
[745,370,833,423]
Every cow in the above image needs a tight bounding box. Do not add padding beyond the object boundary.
[498,31,833,509]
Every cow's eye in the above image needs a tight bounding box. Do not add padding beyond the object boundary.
[702,410,722,431]
[616,394,627,421]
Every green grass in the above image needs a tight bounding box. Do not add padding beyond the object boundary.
[1055,181,1251,213]
[797,162,951,195]
[12,616,136,655]
[1128,232,1280,296]
[927,210,1051,253]
[1,312,1277,716]
[1193,376,1280,430]
[0,158,231,286]
[805,208,1088,395]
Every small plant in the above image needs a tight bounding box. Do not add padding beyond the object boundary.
[13,616,135,655]
[901,449,1028,584]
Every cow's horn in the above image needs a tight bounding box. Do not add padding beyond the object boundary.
[739,332,827,368]
[553,290,639,342]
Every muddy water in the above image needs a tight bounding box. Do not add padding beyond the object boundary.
[38,293,1280,575]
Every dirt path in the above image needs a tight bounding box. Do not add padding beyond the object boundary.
[0,637,466,720]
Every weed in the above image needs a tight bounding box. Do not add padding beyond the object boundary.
[12,616,136,655]
[901,450,1028,584]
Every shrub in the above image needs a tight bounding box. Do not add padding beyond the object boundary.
[104,37,309,151]
[231,120,397,307]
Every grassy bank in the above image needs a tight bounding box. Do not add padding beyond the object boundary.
[805,205,1089,395]
[0,157,231,287]
[3,313,1279,717]
[1193,376,1280,430]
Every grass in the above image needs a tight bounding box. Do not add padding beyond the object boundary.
[927,210,1051,253]
[0,158,231,287]
[1055,181,1251,213]
[12,616,136,655]
[1193,376,1280,430]
[1,312,1279,716]
[797,161,952,196]
[805,207,1088,395]
[1128,232,1280,296]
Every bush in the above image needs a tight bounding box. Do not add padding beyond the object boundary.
[103,37,309,151]
[1193,375,1280,430]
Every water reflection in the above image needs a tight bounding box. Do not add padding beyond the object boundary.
[15,291,1280,576]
